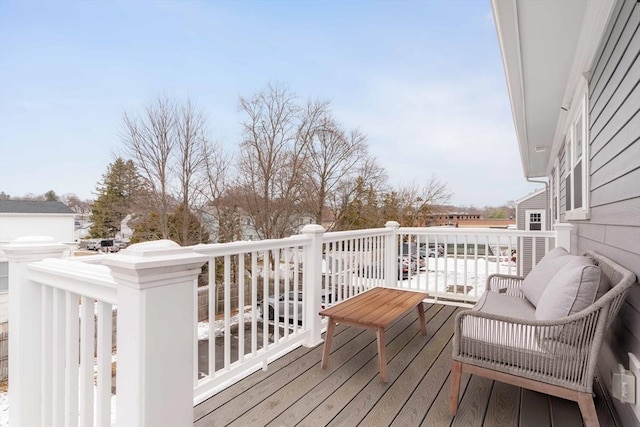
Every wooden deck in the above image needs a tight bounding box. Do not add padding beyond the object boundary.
[194,304,618,427]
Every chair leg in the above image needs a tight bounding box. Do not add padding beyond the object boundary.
[577,392,599,427]
[449,361,462,416]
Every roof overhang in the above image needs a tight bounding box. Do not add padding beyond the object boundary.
[491,0,617,178]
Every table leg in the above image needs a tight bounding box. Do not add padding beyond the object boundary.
[417,303,427,335]
[321,319,336,370]
[376,327,388,382]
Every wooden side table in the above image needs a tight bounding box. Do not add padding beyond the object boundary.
[319,287,428,382]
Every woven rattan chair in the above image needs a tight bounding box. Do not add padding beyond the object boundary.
[450,251,637,427]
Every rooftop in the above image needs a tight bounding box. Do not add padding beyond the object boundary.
[0,200,74,214]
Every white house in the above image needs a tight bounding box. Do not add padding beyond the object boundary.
[0,200,75,322]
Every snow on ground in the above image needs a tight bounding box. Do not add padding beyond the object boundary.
[403,256,517,299]
[198,306,255,340]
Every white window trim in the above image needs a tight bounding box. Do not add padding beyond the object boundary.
[550,158,560,223]
[564,80,590,221]
[525,209,546,231]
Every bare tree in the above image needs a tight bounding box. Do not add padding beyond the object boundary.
[328,153,388,230]
[236,83,320,240]
[396,177,452,226]
[175,99,209,244]
[122,95,175,239]
[303,115,369,226]
[121,96,214,245]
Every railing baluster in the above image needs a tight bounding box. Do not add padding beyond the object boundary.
[42,286,53,426]
[208,256,216,376]
[262,250,269,359]
[96,301,111,427]
[292,249,299,332]
[65,291,79,427]
[79,296,94,427]
[283,249,290,339]
[251,252,258,355]
[238,253,245,363]
[53,288,66,426]
[273,249,280,344]
[453,235,458,295]
[224,255,231,369]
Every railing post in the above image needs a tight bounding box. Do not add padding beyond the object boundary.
[102,240,207,427]
[553,223,573,252]
[384,221,400,288]
[3,236,68,427]
[301,224,325,347]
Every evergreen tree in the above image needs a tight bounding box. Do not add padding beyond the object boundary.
[44,190,59,201]
[130,204,209,245]
[90,158,145,238]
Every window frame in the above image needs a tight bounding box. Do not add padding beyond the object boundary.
[550,159,560,223]
[525,209,545,231]
[564,84,590,220]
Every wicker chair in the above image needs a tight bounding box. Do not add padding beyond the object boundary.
[449,251,637,427]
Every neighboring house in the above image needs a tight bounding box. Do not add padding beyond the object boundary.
[493,0,639,424]
[0,200,75,323]
[515,187,548,275]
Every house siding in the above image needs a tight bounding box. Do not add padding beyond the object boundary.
[516,190,548,276]
[563,1,640,425]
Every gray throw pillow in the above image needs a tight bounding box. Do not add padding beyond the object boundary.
[521,247,569,306]
[535,256,601,320]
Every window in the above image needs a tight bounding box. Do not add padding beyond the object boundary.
[0,262,7,294]
[526,210,545,231]
[564,87,590,219]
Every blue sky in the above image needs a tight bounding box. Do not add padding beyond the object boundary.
[0,0,540,207]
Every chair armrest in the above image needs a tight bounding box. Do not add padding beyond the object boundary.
[486,274,524,296]
[453,304,605,358]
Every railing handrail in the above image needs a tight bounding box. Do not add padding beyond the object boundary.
[322,227,391,242]
[398,226,556,238]
[28,258,117,304]
[190,234,311,256]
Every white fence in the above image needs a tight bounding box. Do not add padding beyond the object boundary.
[6,223,571,426]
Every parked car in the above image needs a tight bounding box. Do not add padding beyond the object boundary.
[258,291,334,321]
[89,239,118,253]
[402,242,426,269]
[86,240,100,251]
[419,243,444,257]
[398,255,418,279]
[358,255,417,280]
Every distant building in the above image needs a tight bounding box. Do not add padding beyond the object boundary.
[0,200,75,322]
[426,212,514,229]
[515,188,548,276]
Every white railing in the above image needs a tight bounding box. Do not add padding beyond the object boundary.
[6,223,571,426]
[7,237,207,427]
[190,233,313,403]
[397,226,558,304]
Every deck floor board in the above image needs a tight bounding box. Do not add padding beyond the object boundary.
[195,304,617,427]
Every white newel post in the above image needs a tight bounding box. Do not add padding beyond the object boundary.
[103,240,207,427]
[554,223,573,252]
[4,236,68,427]
[384,221,400,288]
[301,224,325,347]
